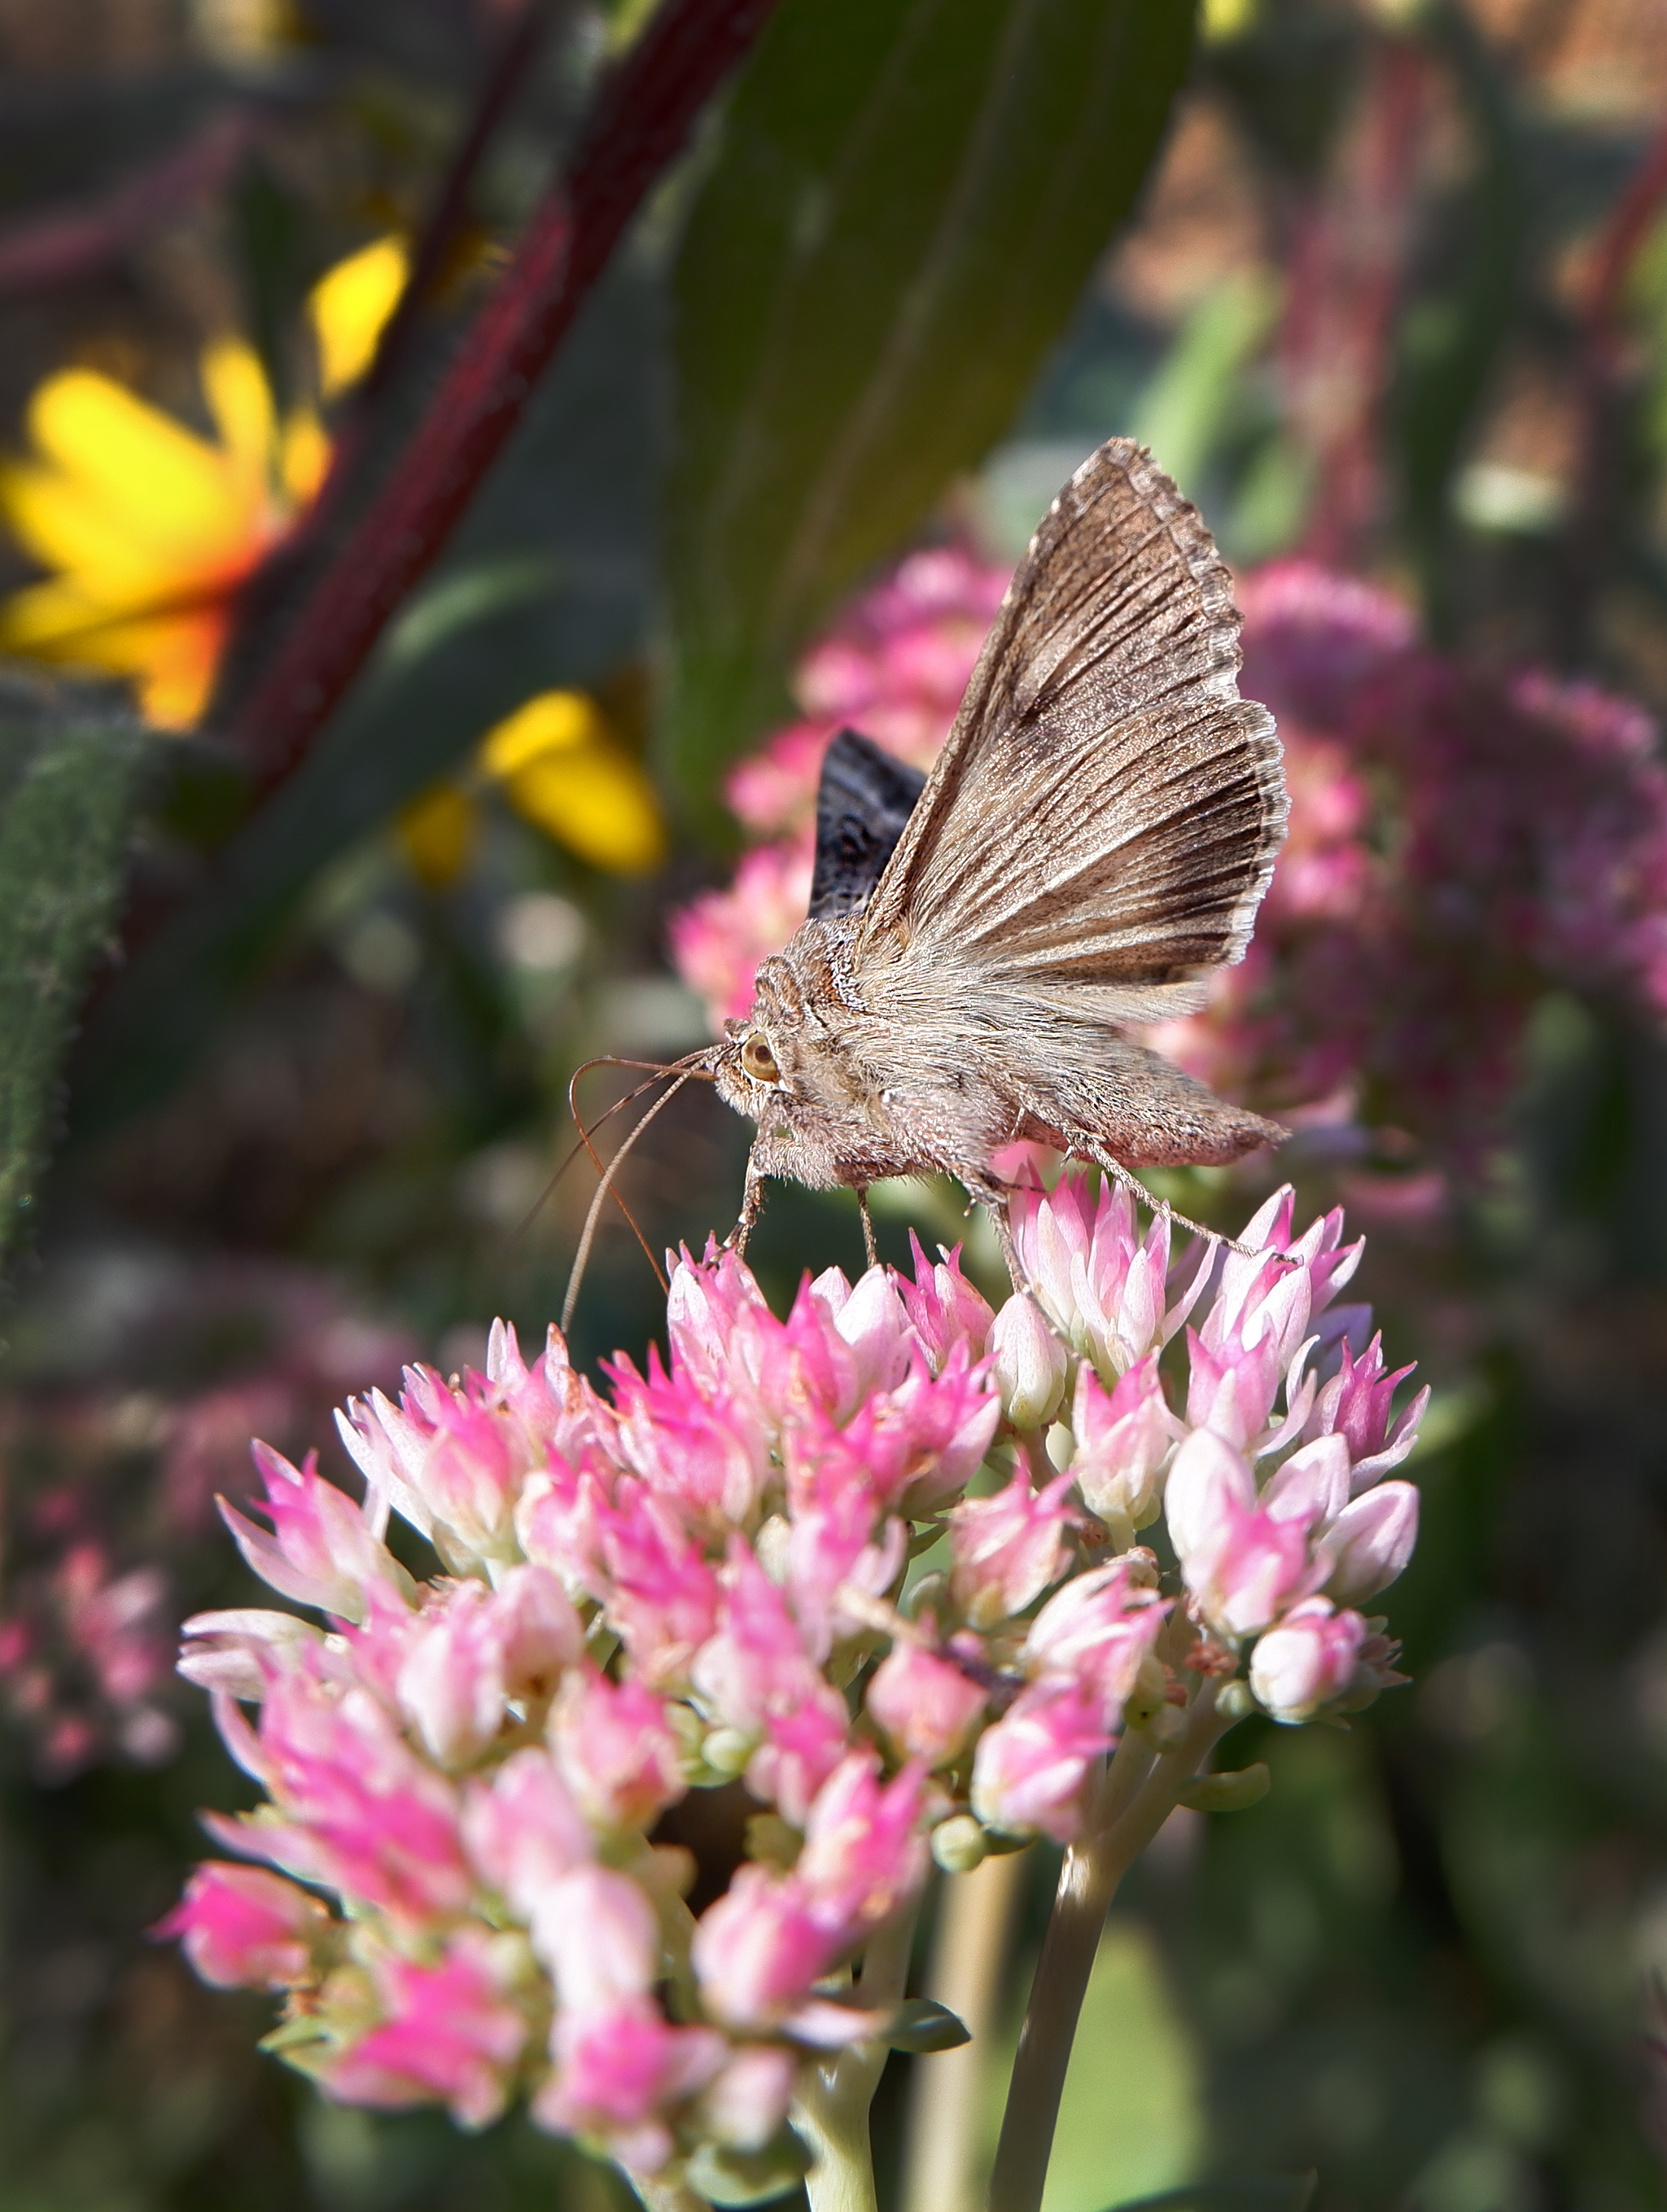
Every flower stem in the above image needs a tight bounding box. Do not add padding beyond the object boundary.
[986,1687,1233,2212]
[794,1906,921,2212]
[899,1851,1028,2212]
[231,0,781,797]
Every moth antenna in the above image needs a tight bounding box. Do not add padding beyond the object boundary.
[510,1068,681,1243]
[561,1071,695,1334]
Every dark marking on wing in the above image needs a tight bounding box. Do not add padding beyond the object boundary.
[808,728,928,921]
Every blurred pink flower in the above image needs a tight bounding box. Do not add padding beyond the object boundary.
[156,1860,329,1988]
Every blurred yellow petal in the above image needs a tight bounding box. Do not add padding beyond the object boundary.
[398,782,479,888]
[503,746,666,874]
[281,410,330,503]
[310,235,409,400]
[201,339,277,489]
[0,579,221,725]
[0,459,247,604]
[0,574,113,650]
[480,689,598,777]
[24,370,243,544]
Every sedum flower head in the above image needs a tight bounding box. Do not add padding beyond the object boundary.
[167,1173,1422,2192]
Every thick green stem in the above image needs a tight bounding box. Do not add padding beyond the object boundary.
[794,1907,921,2212]
[986,1689,1233,2212]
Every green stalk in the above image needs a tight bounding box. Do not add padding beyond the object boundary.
[794,1906,922,2212]
[986,1686,1235,2212]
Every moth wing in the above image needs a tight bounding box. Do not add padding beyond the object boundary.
[807,728,928,921]
[853,439,1285,1015]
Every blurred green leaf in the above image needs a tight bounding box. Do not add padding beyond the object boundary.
[1392,4,1526,637]
[0,669,146,1257]
[665,0,1197,808]
[1105,2177,1317,2212]
[1131,268,1280,493]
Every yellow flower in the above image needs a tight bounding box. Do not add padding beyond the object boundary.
[399,690,666,886]
[0,237,409,729]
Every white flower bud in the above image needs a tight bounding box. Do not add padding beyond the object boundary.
[990,1294,1068,1430]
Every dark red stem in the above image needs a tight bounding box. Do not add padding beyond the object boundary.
[231,0,781,797]
[0,111,256,298]
[1583,112,1667,364]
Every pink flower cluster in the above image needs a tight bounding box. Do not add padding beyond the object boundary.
[670,545,1667,1159]
[165,1171,1422,2192]
[1160,563,1667,1149]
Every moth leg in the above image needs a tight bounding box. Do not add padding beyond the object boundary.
[855,1185,879,1269]
[1087,1145,1264,1261]
[728,1151,768,1256]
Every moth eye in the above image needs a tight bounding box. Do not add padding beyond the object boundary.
[742,1033,781,1084]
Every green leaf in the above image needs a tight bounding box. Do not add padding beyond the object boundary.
[886,1995,973,2052]
[1391,3,1526,638]
[685,2131,812,2207]
[0,669,147,1260]
[665,0,1197,808]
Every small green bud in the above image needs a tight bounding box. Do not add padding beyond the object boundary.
[1215,1678,1258,1722]
[703,1727,754,1777]
[931,1815,989,1873]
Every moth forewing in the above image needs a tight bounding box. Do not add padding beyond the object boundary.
[713,436,1289,1273]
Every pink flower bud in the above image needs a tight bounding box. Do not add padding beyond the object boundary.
[395,1583,512,1768]
[550,1667,685,1831]
[1022,1562,1169,1725]
[534,1864,660,2009]
[1321,1480,1419,1602]
[901,1234,995,1369]
[865,1640,987,1765]
[989,1294,1068,1429]
[949,1469,1074,1629]
[1070,1356,1171,1536]
[1249,1597,1368,1722]
[539,2000,726,2175]
[1304,1332,1428,1490]
[592,1481,722,1689]
[155,1862,327,1987]
[318,1930,529,2129]
[218,1443,405,1622]
[218,1670,474,1925]
[1166,1430,1319,1638]
[177,1607,324,1698]
[701,2043,799,2149]
[1009,1178,1172,1373]
[691,1864,840,2033]
[795,1753,929,1933]
[969,1678,1111,1842]
[463,1746,592,1912]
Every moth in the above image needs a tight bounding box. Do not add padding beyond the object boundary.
[704,437,1289,1280]
[560,439,1287,1322]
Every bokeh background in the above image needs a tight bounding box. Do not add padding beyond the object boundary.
[4,2,1667,2210]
